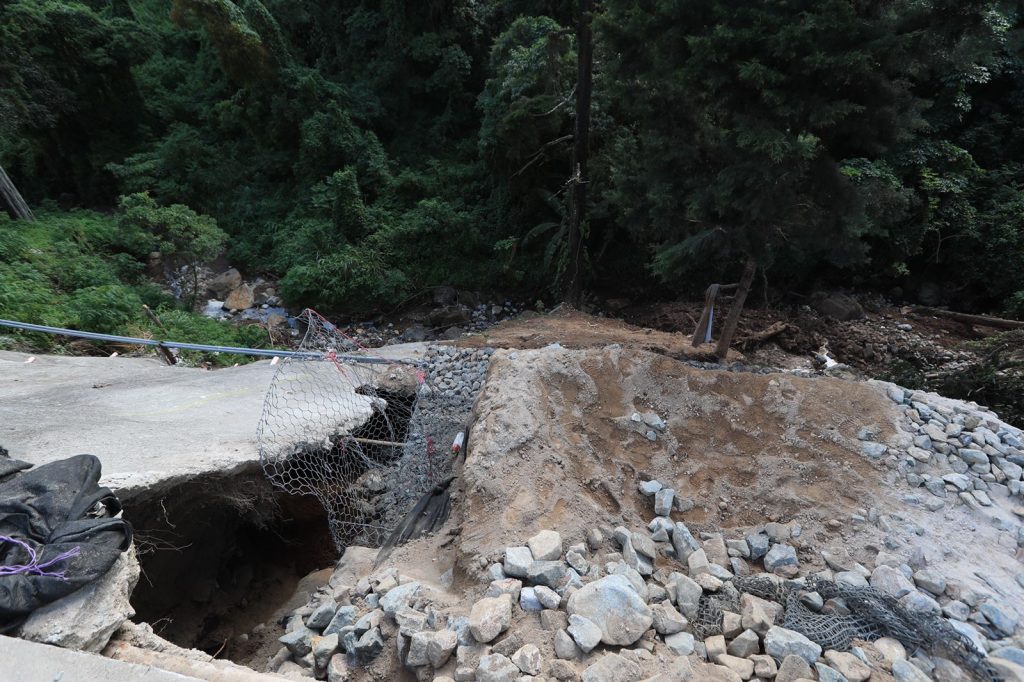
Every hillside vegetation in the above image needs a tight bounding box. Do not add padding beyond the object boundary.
[2,0,1024,320]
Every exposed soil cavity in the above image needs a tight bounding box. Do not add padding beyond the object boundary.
[124,467,336,666]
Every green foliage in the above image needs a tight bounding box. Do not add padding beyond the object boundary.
[2,0,1023,316]
[0,210,265,362]
[65,284,143,334]
[118,192,226,264]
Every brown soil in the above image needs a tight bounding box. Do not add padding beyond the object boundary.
[455,306,742,361]
[454,346,906,575]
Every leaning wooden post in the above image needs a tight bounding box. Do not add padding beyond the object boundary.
[715,259,757,361]
[0,164,35,221]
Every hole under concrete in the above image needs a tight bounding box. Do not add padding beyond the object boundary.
[123,466,338,668]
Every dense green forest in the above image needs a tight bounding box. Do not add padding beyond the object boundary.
[2,0,1024,324]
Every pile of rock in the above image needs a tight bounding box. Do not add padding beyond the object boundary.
[268,564,432,681]
[862,384,1024,543]
[443,514,1023,682]
[207,268,282,313]
[269,472,1023,682]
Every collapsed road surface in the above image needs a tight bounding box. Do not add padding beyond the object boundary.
[0,345,426,497]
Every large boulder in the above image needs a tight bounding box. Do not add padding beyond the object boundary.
[20,545,140,652]
[224,284,255,311]
[469,594,513,643]
[566,574,653,646]
[208,268,242,298]
[812,293,864,321]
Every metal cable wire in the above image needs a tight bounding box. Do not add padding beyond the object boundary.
[0,317,409,364]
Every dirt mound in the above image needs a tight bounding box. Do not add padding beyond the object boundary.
[456,346,904,570]
[456,307,740,360]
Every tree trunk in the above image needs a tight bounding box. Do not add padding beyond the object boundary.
[565,0,593,307]
[0,164,34,221]
[910,306,1024,330]
[715,258,758,361]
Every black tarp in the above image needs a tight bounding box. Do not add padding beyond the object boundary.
[0,454,132,632]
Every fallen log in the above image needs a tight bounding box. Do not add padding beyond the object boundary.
[0,164,34,221]
[910,307,1024,331]
[736,321,793,349]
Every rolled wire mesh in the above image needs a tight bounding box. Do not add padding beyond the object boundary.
[257,310,422,551]
[692,576,1001,682]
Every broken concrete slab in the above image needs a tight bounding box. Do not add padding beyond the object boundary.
[0,634,195,682]
[0,346,425,497]
[19,545,140,652]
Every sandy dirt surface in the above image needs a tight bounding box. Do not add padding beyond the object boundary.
[455,306,742,361]
[453,347,905,573]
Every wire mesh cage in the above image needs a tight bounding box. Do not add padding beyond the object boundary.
[257,310,422,551]
[690,575,1003,682]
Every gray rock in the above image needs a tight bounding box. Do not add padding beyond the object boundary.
[639,480,663,495]
[469,594,513,643]
[327,653,349,682]
[687,548,712,576]
[567,549,591,574]
[313,632,340,673]
[379,581,421,616]
[815,662,849,682]
[534,610,566,634]
[862,442,888,459]
[992,647,1024,667]
[19,545,140,653]
[568,614,603,653]
[727,628,760,658]
[511,644,542,676]
[664,631,695,656]
[581,652,642,682]
[892,659,932,682]
[566,574,653,646]
[504,546,533,578]
[477,653,519,682]
[535,585,562,609]
[486,578,523,602]
[428,629,458,668]
[942,600,970,621]
[871,565,915,598]
[746,532,770,560]
[324,605,358,636]
[528,530,563,561]
[672,573,703,620]
[764,544,799,576]
[980,601,1019,637]
[353,627,384,663]
[899,590,941,615]
[554,628,581,659]
[654,488,675,516]
[519,586,541,611]
[776,654,813,682]
[764,626,822,664]
[960,448,989,466]
[836,571,869,588]
[726,538,750,558]
[948,620,987,655]
[672,522,701,561]
[279,627,315,657]
[651,602,688,635]
[740,593,780,635]
[630,531,658,560]
[527,560,568,588]
[823,650,871,681]
[306,601,338,630]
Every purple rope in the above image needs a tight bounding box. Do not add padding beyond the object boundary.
[0,535,81,580]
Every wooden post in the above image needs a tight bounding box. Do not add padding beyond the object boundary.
[0,164,34,221]
[715,258,757,361]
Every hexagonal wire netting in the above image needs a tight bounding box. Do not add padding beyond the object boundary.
[257,309,430,551]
